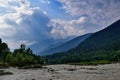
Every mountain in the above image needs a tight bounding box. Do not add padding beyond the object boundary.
[30,35,76,55]
[46,19,120,64]
[41,33,92,55]
[42,35,76,51]
[29,38,54,54]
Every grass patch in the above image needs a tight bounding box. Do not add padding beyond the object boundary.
[0,63,9,69]
[0,70,13,76]
[19,64,42,69]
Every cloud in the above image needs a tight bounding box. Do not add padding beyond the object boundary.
[40,0,51,4]
[49,17,87,39]
[58,0,120,26]
[48,0,120,39]
[0,0,120,51]
[0,0,52,49]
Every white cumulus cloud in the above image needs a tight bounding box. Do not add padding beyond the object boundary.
[0,0,52,50]
[58,0,120,26]
[49,17,87,39]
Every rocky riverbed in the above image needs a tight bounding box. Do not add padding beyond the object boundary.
[0,63,120,80]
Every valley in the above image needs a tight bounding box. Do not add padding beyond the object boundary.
[0,0,120,80]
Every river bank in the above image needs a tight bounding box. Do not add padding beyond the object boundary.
[0,63,120,80]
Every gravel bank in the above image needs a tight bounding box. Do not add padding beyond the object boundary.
[0,63,120,80]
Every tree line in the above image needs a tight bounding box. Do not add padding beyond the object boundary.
[0,39,44,67]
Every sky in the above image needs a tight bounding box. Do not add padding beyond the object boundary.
[0,0,120,50]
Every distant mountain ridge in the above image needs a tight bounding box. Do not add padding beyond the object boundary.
[46,19,120,64]
[41,33,93,55]
[29,35,75,54]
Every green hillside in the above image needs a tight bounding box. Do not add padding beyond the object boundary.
[46,20,120,64]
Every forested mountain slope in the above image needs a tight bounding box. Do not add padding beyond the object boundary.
[46,19,120,64]
[42,33,92,55]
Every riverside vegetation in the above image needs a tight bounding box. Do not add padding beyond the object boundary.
[0,39,44,69]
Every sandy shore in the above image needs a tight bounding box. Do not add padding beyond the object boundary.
[0,63,120,80]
